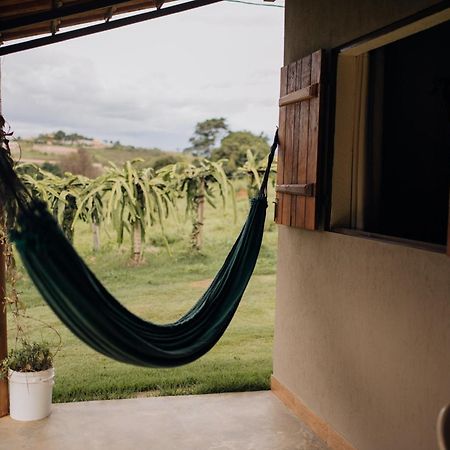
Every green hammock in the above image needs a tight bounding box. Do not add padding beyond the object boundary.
[0,130,278,368]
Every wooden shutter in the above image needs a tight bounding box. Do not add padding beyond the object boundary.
[275,50,325,230]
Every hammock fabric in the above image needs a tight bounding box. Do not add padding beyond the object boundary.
[0,131,278,368]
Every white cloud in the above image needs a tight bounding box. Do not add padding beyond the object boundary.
[1,1,284,150]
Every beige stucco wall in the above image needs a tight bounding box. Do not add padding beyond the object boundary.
[284,0,443,62]
[274,2,450,450]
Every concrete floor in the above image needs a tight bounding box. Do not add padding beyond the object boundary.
[0,391,329,450]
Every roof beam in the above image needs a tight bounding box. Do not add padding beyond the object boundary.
[0,1,145,34]
[0,0,223,56]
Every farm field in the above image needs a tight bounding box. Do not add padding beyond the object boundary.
[8,188,278,403]
[10,138,183,169]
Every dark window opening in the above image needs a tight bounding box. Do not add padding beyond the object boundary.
[363,21,450,246]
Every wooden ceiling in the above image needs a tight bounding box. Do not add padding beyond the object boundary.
[0,0,177,43]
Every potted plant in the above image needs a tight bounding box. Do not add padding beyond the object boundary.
[1,340,55,421]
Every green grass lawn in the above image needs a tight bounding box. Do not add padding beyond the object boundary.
[8,189,278,403]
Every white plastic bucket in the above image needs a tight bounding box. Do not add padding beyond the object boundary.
[8,368,55,421]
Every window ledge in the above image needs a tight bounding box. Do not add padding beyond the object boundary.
[332,228,447,254]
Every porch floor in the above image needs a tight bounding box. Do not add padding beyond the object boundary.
[0,391,328,450]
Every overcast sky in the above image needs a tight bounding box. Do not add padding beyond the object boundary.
[0,1,284,151]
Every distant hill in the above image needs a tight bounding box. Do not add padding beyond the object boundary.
[10,133,189,176]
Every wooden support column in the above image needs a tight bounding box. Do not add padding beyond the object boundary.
[0,57,9,417]
[0,209,8,417]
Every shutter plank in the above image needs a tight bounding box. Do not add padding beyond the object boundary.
[290,58,303,226]
[281,61,298,225]
[293,54,311,228]
[305,50,323,230]
[276,65,288,224]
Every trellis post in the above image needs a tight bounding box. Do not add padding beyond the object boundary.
[0,57,9,417]
[0,208,7,417]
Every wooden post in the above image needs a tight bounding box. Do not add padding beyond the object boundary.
[0,211,8,417]
[0,56,9,417]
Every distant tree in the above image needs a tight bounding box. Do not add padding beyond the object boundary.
[54,130,66,141]
[41,162,63,177]
[152,155,182,171]
[184,118,228,157]
[36,133,51,144]
[211,131,270,175]
[60,149,100,178]
[65,133,91,142]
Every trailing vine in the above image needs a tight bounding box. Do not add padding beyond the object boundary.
[0,115,61,366]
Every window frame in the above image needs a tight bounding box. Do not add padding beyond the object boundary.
[329,7,450,254]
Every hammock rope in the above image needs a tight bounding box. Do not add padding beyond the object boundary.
[0,128,278,368]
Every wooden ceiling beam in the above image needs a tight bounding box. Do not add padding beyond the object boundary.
[0,0,145,33]
[0,1,53,19]
[0,0,223,56]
